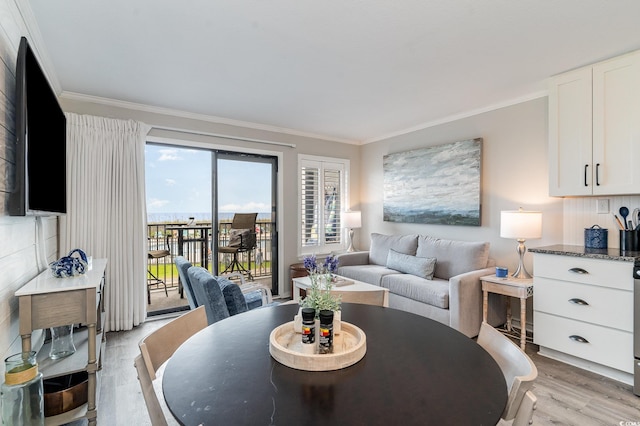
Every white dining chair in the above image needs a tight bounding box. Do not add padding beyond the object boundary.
[477,322,538,425]
[331,288,386,307]
[134,306,207,426]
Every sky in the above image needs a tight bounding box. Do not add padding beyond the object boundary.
[145,144,272,221]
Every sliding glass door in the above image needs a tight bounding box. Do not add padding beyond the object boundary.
[145,143,278,314]
[212,151,278,293]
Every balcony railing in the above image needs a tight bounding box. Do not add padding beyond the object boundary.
[147,219,274,292]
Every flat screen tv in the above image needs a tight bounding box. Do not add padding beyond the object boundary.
[9,36,67,216]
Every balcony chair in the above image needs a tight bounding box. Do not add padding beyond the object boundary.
[134,305,207,425]
[477,322,538,425]
[218,213,258,281]
[147,236,171,304]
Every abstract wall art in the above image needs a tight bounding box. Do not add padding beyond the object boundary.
[383,138,482,226]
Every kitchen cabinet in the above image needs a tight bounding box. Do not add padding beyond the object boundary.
[548,49,640,196]
[532,252,633,384]
[15,259,107,426]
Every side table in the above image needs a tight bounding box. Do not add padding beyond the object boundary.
[481,274,533,350]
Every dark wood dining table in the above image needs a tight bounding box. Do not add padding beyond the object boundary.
[162,303,507,425]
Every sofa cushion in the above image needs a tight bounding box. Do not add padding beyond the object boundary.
[381,274,449,309]
[386,249,436,280]
[369,233,419,266]
[416,236,489,280]
[337,264,402,286]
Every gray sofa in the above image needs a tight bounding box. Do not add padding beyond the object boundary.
[336,233,505,337]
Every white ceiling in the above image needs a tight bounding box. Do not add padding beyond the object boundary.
[25,0,640,143]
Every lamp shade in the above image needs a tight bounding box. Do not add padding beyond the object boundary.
[500,209,542,239]
[342,211,362,229]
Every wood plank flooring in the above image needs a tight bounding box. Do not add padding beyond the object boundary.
[97,313,640,425]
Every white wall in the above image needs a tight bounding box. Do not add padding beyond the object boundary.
[359,97,563,273]
[0,0,59,375]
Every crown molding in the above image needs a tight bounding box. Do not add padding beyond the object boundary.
[13,0,62,94]
[363,90,549,144]
[60,91,359,145]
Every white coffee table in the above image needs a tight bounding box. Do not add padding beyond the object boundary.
[292,275,389,307]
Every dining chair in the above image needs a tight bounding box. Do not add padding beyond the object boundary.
[134,305,207,426]
[187,266,232,324]
[477,322,538,424]
[175,256,197,309]
[331,288,386,307]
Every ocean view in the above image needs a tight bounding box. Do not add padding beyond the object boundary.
[147,212,272,223]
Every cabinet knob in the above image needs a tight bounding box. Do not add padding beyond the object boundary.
[568,267,589,274]
[569,335,589,344]
[568,298,589,306]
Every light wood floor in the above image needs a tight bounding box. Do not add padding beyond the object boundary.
[96,314,640,426]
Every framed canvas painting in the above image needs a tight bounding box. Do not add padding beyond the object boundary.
[383,138,482,226]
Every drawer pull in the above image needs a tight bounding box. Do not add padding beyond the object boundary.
[568,298,589,306]
[568,267,588,274]
[569,335,589,344]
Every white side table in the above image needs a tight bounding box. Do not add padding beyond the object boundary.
[481,274,533,350]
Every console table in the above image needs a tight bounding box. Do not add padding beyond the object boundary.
[15,259,107,426]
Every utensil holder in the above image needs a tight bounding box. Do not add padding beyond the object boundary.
[619,229,639,252]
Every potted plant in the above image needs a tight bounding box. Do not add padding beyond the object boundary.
[295,254,342,333]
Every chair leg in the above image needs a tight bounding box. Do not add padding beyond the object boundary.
[147,269,169,302]
[221,253,253,281]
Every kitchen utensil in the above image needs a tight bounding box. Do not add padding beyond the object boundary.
[634,208,640,229]
[619,207,629,229]
[614,214,625,230]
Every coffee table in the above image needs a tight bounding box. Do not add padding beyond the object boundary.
[163,303,507,425]
[292,275,389,307]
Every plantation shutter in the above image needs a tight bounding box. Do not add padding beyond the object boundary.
[299,159,344,254]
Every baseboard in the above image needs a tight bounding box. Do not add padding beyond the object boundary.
[537,346,633,386]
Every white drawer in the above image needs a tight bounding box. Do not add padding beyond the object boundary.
[533,253,633,291]
[533,311,633,373]
[534,277,633,331]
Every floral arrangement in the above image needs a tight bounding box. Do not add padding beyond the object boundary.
[299,254,341,314]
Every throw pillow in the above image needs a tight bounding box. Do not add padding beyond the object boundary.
[386,249,437,280]
[369,233,419,266]
[416,236,489,280]
[228,228,251,247]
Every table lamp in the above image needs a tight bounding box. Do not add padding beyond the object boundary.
[342,211,362,252]
[500,208,542,279]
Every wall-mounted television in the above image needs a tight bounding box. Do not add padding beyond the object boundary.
[9,36,67,216]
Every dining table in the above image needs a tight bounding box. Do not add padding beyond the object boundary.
[162,303,507,425]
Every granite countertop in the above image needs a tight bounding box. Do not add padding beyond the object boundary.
[528,244,640,262]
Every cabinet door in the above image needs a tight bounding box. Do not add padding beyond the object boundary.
[548,67,593,196]
[592,51,640,195]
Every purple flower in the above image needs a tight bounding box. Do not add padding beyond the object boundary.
[323,255,339,273]
[303,254,339,274]
[303,254,317,273]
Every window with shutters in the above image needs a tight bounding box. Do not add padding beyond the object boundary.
[298,155,349,256]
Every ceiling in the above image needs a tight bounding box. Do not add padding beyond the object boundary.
[25,0,640,144]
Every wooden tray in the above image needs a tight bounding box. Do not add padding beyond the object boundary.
[269,321,366,371]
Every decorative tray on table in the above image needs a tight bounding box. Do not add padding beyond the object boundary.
[269,321,366,371]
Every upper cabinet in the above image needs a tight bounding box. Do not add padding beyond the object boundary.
[548,50,640,196]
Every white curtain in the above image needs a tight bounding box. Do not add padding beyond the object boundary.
[61,113,150,331]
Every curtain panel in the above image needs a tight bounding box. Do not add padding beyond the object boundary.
[61,113,149,331]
